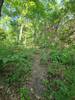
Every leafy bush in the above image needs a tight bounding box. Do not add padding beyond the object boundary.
[19,87,30,100]
[0,44,34,85]
[44,63,75,100]
[50,47,75,65]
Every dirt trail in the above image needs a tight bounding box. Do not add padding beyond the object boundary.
[0,51,48,100]
[29,51,48,100]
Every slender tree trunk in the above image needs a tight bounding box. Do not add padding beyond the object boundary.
[0,0,4,16]
[19,24,24,42]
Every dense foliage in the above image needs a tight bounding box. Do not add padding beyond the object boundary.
[0,0,75,100]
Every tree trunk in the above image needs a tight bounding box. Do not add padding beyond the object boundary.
[0,0,4,16]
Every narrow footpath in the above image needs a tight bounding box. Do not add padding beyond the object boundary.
[28,51,48,100]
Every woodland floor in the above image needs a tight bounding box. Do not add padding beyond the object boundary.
[0,50,48,100]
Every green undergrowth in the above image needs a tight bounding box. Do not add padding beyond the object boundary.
[43,63,75,100]
[40,46,75,100]
[50,47,75,65]
[40,46,75,65]
[0,44,34,86]
[18,87,30,100]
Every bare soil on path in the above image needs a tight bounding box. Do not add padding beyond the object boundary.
[27,51,48,100]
